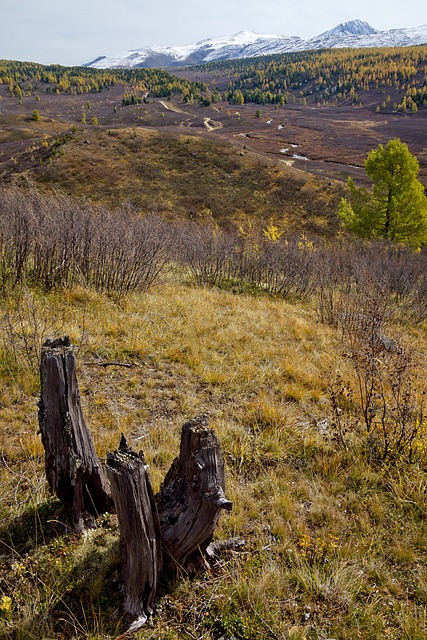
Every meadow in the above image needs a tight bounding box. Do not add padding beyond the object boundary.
[0,53,427,639]
[0,182,426,639]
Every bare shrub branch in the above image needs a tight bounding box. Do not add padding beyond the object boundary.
[176,222,237,286]
[0,183,172,295]
[330,299,425,463]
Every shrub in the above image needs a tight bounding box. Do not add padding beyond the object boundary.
[331,301,425,463]
[0,183,172,295]
[176,222,237,286]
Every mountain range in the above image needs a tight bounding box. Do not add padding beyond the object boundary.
[84,20,427,69]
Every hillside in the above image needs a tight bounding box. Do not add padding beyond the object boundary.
[186,46,427,113]
[1,244,427,638]
[1,55,427,639]
[1,48,426,208]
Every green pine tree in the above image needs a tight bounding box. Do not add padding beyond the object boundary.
[339,139,427,247]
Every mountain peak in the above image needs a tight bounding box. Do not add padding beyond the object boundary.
[84,21,427,69]
[234,30,257,37]
[319,20,377,37]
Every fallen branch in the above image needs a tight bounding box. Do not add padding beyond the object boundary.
[87,360,136,368]
[206,537,246,559]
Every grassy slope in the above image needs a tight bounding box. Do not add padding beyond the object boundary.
[29,124,342,235]
[0,80,345,236]
[0,75,426,639]
[1,282,426,639]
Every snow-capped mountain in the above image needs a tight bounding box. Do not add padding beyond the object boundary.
[84,21,427,69]
[319,20,377,37]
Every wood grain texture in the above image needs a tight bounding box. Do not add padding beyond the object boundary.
[156,415,233,574]
[106,435,162,625]
[38,337,112,531]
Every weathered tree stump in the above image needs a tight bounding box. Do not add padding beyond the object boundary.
[106,435,162,630]
[38,338,233,630]
[106,418,232,630]
[156,415,233,575]
[38,336,113,532]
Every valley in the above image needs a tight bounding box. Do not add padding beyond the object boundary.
[0,51,427,640]
[0,69,426,223]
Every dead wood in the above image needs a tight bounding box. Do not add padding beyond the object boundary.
[206,537,246,560]
[156,415,233,575]
[92,361,135,368]
[39,336,232,626]
[38,336,113,532]
[106,434,162,629]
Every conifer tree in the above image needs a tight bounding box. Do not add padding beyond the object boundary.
[339,139,427,247]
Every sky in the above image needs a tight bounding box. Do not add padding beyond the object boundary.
[1,0,426,66]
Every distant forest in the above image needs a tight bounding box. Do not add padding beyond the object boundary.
[197,46,427,112]
[0,60,208,100]
[1,45,426,112]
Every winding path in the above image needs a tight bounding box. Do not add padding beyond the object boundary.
[203,118,223,131]
[159,100,222,131]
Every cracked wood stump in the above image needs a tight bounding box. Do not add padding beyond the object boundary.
[106,435,162,630]
[106,418,232,630]
[38,338,233,631]
[156,415,233,575]
[38,336,113,532]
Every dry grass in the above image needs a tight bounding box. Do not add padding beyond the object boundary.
[7,124,343,235]
[0,281,426,639]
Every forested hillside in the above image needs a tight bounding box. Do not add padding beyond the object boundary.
[2,45,426,113]
[186,45,427,112]
[0,60,207,100]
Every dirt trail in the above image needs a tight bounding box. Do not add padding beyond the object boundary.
[159,100,222,131]
[159,100,185,114]
[203,118,223,131]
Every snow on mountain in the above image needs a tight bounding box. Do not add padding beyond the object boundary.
[319,20,377,37]
[306,23,427,51]
[84,30,283,69]
[84,21,427,69]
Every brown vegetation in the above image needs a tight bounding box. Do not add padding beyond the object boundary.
[0,55,426,214]
[0,52,427,638]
